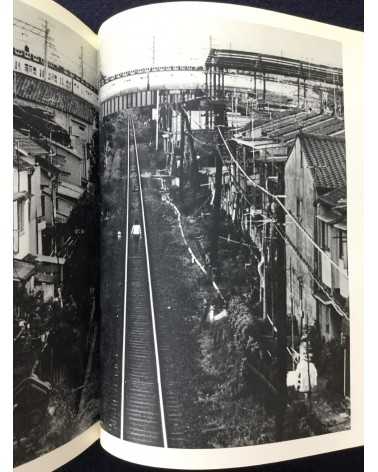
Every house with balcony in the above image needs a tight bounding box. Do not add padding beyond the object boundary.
[13,145,45,260]
[13,131,66,302]
[224,107,345,252]
[315,187,348,341]
[284,132,347,341]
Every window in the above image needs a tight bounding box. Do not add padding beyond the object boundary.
[338,229,344,258]
[296,198,302,220]
[17,201,24,233]
[27,173,32,195]
[82,144,87,178]
[338,229,348,269]
[298,279,303,312]
[320,221,330,250]
[41,195,45,217]
[300,150,303,168]
[325,309,330,334]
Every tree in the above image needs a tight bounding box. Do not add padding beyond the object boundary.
[63,190,97,324]
[180,106,200,193]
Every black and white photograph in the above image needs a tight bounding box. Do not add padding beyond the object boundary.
[9,0,363,469]
[98,6,350,450]
[13,0,99,466]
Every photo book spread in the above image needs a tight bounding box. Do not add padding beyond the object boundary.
[12,0,363,470]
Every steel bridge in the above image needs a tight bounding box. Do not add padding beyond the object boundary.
[205,48,343,103]
[100,49,343,117]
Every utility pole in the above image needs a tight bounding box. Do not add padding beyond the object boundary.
[210,101,227,272]
[289,259,295,370]
[250,104,254,140]
[179,108,185,202]
[16,140,20,192]
[155,89,159,151]
[333,71,337,117]
[272,197,287,441]
[152,36,156,66]
[180,106,199,194]
[79,45,84,79]
[43,20,49,81]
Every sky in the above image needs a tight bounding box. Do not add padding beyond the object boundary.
[99,2,343,78]
[14,0,98,85]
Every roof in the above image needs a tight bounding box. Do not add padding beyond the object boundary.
[13,129,49,157]
[35,272,55,284]
[58,182,84,200]
[52,140,82,160]
[259,112,344,145]
[36,156,67,176]
[300,133,346,190]
[34,254,65,265]
[14,374,51,397]
[13,191,29,202]
[318,187,347,208]
[231,137,279,149]
[13,259,35,282]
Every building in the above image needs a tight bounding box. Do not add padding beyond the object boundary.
[13,131,69,302]
[13,143,45,259]
[284,132,348,341]
[315,187,348,341]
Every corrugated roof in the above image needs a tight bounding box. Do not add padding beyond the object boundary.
[13,129,49,156]
[318,187,347,208]
[301,133,346,190]
[13,259,35,281]
[58,183,84,200]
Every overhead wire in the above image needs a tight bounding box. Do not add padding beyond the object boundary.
[216,125,348,281]
[193,127,350,321]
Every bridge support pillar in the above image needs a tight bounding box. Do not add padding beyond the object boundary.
[303,78,307,109]
[263,73,266,103]
[297,76,300,107]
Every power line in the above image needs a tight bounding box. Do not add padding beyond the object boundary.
[216,125,348,281]
[14,18,97,77]
[273,222,349,321]
[166,98,348,309]
[193,131,350,321]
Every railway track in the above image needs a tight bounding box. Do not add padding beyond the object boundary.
[120,118,168,447]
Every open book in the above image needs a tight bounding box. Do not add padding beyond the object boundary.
[13,0,363,469]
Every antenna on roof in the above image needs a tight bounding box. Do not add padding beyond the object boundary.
[152,35,155,66]
[79,46,84,79]
[43,20,49,81]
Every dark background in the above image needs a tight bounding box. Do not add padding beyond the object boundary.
[54,0,363,470]
[54,0,363,33]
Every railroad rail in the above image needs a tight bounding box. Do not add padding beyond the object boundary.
[120,118,168,447]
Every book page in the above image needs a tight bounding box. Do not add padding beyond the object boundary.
[98,2,363,469]
[13,0,100,469]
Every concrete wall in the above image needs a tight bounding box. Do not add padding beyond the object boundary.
[13,165,43,259]
[53,143,82,187]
